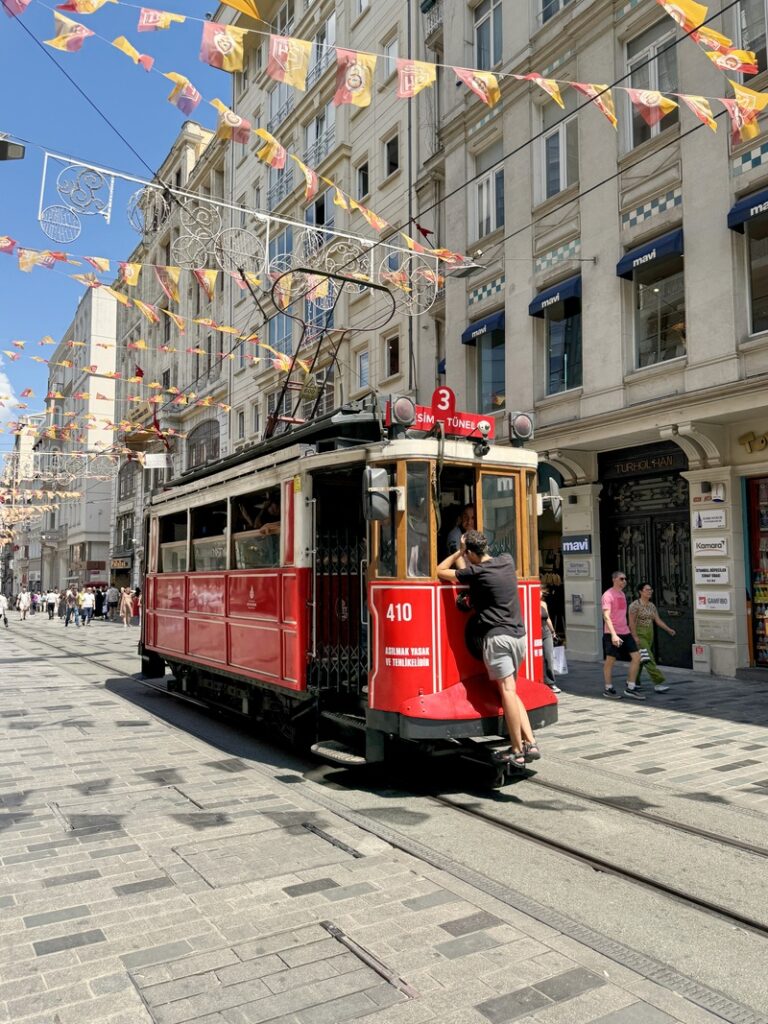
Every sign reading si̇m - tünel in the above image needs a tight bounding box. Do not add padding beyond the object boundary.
[385,387,497,439]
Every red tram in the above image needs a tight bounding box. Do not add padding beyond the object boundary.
[140,394,557,773]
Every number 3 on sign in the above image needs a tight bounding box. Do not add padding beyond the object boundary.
[431,386,455,416]
[386,602,412,622]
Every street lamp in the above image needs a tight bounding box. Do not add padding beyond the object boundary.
[0,140,25,161]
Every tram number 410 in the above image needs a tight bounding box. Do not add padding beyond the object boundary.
[385,602,412,622]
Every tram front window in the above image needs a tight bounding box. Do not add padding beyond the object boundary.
[481,473,518,562]
[407,462,430,577]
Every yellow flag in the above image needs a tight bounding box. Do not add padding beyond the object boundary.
[119,262,141,286]
[678,94,717,132]
[254,128,287,168]
[731,81,768,113]
[112,36,153,71]
[103,286,131,306]
[519,72,564,108]
[200,23,247,73]
[221,0,260,19]
[44,11,94,51]
[267,35,312,91]
[334,49,376,107]
[57,0,116,12]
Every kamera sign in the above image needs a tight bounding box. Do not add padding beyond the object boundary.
[693,536,728,556]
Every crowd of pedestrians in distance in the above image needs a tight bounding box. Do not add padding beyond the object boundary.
[2,584,141,629]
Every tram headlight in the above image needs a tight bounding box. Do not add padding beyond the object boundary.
[509,411,535,446]
[390,395,416,427]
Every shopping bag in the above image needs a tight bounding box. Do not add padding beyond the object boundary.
[552,645,568,675]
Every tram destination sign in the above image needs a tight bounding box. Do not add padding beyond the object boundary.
[385,387,497,439]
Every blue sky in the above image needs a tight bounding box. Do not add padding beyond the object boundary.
[0,1,228,446]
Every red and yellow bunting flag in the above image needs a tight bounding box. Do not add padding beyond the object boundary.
[334,49,376,107]
[18,249,55,272]
[138,7,185,30]
[254,127,286,168]
[154,265,181,303]
[19,388,33,398]
[731,81,768,113]
[231,270,262,290]
[103,286,130,306]
[119,261,141,286]
[349,199,388,232]
[127,339,148,350]
[453,67,500,107]
[691,25,733,54]
[84,256,110,272]
[44,12,94,52]
[706,48,759,74]
[0,237,17,254]
[267,34,312,91]
[571,82,617,128]
[134,299,160,324]
[112,35,154,72]
[428,247,465,265]
[721,98,760,145]
[165,72,201,115]
[221,0,260,19]
[70,273,101,288]
[3,0,32,17]
[518,72,563,107]
[625,88,678,126]
[400,232,426,254]
[200,22,246,72]
[655,0,707,32]
[290,154,318,200]
[396,58,436,98]
[57,0,115,12]
[210,99,252,143]
[193,268,218,302]
[679,93,717,131]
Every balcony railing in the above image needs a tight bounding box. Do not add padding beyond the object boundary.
[423,0,443,43]
[267,167,295,211]
[267,93,295,134]
[304,123,336,168]
[306,46,335,89]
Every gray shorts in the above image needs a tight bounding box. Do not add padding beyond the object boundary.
[482,634,527,681]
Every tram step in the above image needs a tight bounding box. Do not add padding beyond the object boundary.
[311,740,367,766]
[319,710,367,731]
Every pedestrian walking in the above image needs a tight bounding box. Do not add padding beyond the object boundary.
[0,593,8,629]
[119,587,133,628]
[30,591,39,616]
[17,588,30,621]
[602,570,643,699]
[94,587,104,620]
[81,587,95,625]
[57,589,66,619]
[106,584,119,622]
[64,588,79,628]
[540,588,561,693]
[45,588,58,620]
[629,583,676,693]
[437,530,539,768]
[132,588,142,626]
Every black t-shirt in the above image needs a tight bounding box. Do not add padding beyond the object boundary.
[455,554,525,640]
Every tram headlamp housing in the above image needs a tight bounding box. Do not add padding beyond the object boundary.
[390,395,416,427]
[509,411,535,447]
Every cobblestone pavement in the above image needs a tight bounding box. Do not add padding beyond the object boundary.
[548,655,768,811]
[0,615,760,1024]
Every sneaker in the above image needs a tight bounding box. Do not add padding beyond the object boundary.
[632,681,644,691]
[624,686,646,700]
[603,687,622,699]
[550,684,562,694]
[654,684,670,693]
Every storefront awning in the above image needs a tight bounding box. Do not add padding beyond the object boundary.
[727,188,768,233]
[461,310,504,346]
[528,275,581,318]
[616,228,684,279]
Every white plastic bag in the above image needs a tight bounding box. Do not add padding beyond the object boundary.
[552,645,568,676]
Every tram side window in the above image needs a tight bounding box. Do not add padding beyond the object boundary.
[159,511,187,573]
[481,473,518,563]
[375,467,397,577]
[231,490,281,569]
[407,462,431,578]
[191,501,227,571]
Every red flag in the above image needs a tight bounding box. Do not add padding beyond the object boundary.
[453,67,500,107]
[720,98,760,145]
[625,88,678,126]
[3,0,31,16]
[334,49,376,107]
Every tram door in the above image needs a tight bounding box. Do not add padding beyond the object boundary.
[310,469,368,699]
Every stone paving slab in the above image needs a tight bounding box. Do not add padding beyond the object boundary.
[0,619,751,1024]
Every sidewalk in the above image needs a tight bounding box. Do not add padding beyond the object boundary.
[0,619,756,1024]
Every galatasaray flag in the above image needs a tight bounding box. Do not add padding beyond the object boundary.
[334,49,376,107]
[290,154,319,200]
[103,286,130,306]
[267,35,312,91]
[112,35,154,72]
[119,262,141,286]
[730,81,768,113]
[691,25,733,53]
[0,237,17,255]
[571,82,617,128]
[349,199,388,232]
[679,93,717,131]
[193,268,218,302]
[518,72,564,108]
[134,299,160,324]
[221,0,260,19]
[44,12,94,52]
[721,98,760,145]
[625,88,678,126]
[154,265,181,303]
[165,72,201,115]
[254,127,287,168]
[706,48,759,74]
[400,232,426,254]
[211,99,252,144]
[138,7,185,30]
[84,256,110,272]
[57,0,115,11]
[655,0,707,32]
[3,0,32,16]
[200,22,246,73]
[396,58,436,98]
[453,67,500,107]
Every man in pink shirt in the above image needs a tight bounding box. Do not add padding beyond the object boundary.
[601,570,643,700]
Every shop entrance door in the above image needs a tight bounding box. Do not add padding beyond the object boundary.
[600,474,693,669]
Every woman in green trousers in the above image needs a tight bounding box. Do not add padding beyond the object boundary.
[629,583,676,694]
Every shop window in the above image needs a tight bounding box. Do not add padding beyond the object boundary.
[191,501,227,571]
[634,254,686,368]
[477,330,505,412]
[747,214,768,333]
[159,510,187,572]
[231,490,280,568]
[626,21,678,147]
